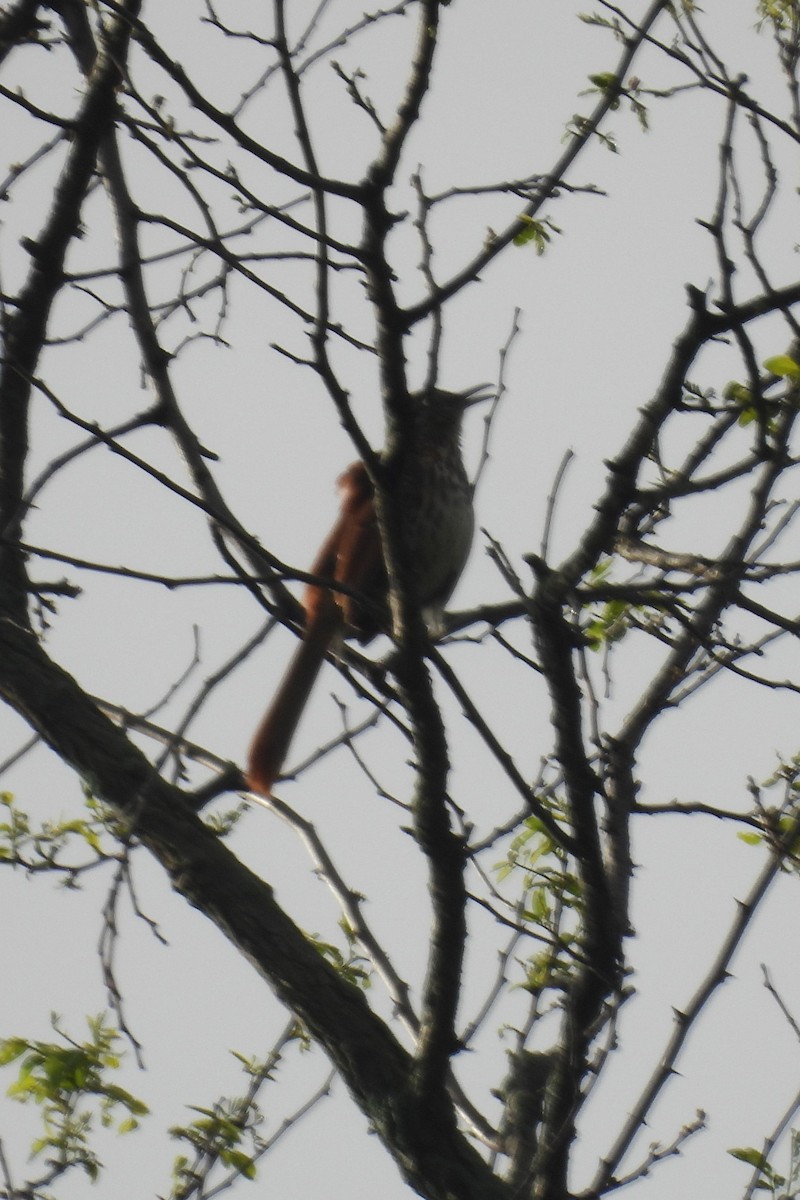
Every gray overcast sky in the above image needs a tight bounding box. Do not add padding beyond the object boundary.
[3,3,800,1198]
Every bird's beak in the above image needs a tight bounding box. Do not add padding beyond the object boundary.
[462,383,495,407]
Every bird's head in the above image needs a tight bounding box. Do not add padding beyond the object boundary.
[417,383,494,436]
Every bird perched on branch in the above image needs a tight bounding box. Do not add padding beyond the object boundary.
[246,385,491,797]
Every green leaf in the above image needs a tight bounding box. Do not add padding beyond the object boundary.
[729,1146,770,1170]
[589,71,619,90]
[0,1038,29,1067]
[102,1083,149,1115]
[578,13,616,28]
[513,215,551,252]
[7,1073,38,1099]
[764,353,800,380]
[724,380,752,405]
[588,558,612,584]
[223,1148,257,1179]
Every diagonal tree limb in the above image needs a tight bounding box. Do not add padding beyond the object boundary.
[0,611,509,1200]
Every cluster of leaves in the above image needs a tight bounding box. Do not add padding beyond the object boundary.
[580,561,668,653]
[728,354,800,430]
[0,786,246,882]
[170,1094,261,1197]
[203,802,249,839]
[307,920,372,992]
[512,216,561,254]
[737,755,800,868]
[167,1031,323,1199]
[0,1012,311,1198]
[583,597,633,651]
[756,0,800,34]
[731,1129,800,1197]
[0,792,121,880]
[0,1014,147,1184]
[496,815,581,995]
[585,72,649,131]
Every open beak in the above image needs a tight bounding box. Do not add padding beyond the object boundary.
[462,383,495,407]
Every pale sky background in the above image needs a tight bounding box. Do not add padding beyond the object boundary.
[3,2,800,1198]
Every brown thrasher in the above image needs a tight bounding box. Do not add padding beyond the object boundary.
[246,385,490,797]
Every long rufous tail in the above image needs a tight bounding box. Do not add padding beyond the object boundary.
[246,600,340,796]
[246,460,382,797]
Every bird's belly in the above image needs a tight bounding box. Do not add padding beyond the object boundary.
[413,497,474,608]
